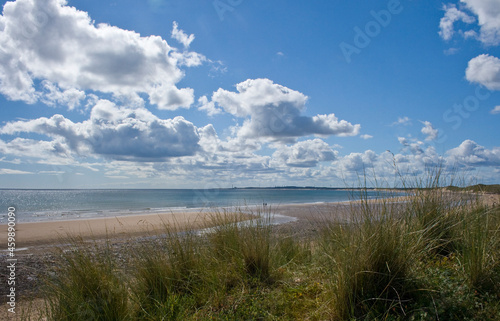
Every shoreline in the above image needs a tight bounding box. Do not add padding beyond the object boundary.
[1,191,495,250]
[0,195,411,249]
[0,191,410,224]
[0,188,408,225]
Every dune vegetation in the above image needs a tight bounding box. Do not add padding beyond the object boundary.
[18,174,500,321]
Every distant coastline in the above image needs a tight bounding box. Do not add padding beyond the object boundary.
[0,186,403,190]
[1,184,498,192]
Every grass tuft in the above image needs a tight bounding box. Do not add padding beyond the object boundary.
[43,239,130,321]
[26,177,500,320]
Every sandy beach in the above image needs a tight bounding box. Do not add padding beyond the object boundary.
[0,199,402,319]
[0,196,411,249]
[0,192,497,319]
[0,210,254,248]
[1,191,488,250]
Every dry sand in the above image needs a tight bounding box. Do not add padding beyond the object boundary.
[0,210,245,248]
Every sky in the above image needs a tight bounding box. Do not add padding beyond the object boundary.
[0,0,499,189]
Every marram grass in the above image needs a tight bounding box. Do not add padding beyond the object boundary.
[20,180,500,320]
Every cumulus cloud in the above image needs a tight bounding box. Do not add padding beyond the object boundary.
[439,1,500,45]
[0,100,202,161]
[0,137,75,164]
[209,78,360,142]
[272,139,337,168]
[461,0,500,45]
[0,0,204,110]
[197,95,223,116]
[491,106,500,114]
[360,134,373,140]
[171,21,195,49]
[124,139,500,185]
[466,54,500,90]
[439,4,476,41]
[336,150,378,172]
[398,136,425,155]
[40,81,86,110]
[447,139,500,166]
[421,121,438,141]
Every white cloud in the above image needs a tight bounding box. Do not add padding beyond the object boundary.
[197,95,223,116]
[391,116,411,126]
[2,130,499,186]
[461,0,500,45]
[439,4,476,41]
[421,121,438,141]
[272,139,337,168]
[0,137,75,165]
[360,134,373,140]
[398,137,409,146]
[0,157,21,164]
[463,29,478,39]
[213,78,307,117]
[398,136,425,155]
[324,139,500,185]
[444,47,460,55]
[210,78,360,142]
[466,54,500,90]
[336,150,378,172]
[439,1,500,45]
[447,139,500,166]
[0,100,202,161]
[171,21,195,49]
[0,168,33,175]
[491,105,500,114]
[40,81,86,110]
[0,0,204,110]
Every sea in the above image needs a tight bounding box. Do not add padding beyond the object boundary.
[0,188,401,223]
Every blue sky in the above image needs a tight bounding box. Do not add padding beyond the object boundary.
[0,0,499,189]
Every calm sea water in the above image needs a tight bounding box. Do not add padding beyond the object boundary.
[0,189,399,223]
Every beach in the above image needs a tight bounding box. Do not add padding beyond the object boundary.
[0,201,364,319]
[0,192,497,319]
[0,193,424,252]
[2,210,231,248]
[0,197,409,249]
